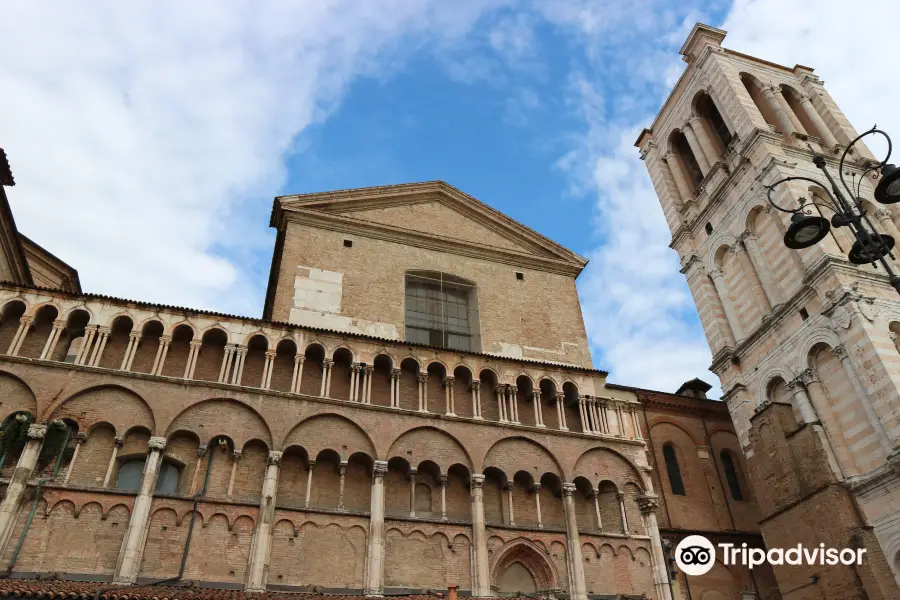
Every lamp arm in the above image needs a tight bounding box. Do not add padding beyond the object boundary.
[765,176,841,214]
[838,126,893,201]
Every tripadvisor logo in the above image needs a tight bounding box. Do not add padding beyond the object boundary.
[674,535,867,576]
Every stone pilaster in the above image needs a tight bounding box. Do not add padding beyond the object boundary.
[561,483,587,600]
[113,435,167,584]
[245,450,282,591]
[470,474,490,597]
[0,422,46,555]
[637,494,674,600]
[364,460,388,596]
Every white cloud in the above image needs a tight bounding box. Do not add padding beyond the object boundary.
[722,0,897,160]
[0,1,505,315]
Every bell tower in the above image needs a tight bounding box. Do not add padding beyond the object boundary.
[637,23,900,598]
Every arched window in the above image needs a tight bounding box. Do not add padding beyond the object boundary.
[720,450,744,501]
[116,460,182,494]
[695,92,733,153]
[404,271,480,352]
[669,131,703,190]
[663,444,685,496]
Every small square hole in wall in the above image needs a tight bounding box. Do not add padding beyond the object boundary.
[800,307,809,321]
[343,239,353,248]
[516,272,525,281]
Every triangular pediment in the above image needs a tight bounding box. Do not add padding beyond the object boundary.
[273,181,587,271]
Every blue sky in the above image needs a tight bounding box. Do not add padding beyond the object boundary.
[1,1,895,394]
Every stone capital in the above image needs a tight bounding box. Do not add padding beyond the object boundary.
[509,386,517,394]
[364,365,374,375]
[532,483,541,492]
[709,268,725,281]
[323,358,334,367]
[26,423,47,440]
[831,344,849,360]
[148,436,167,452]
[159,334,172,344]
[18,315,34,326]
[470,474,485,489]
[196,443,208,458]
[636,494,660,515]
[52,319,66,329]
[235,346,248,356]
[189,339,202,349]
[350,363,361,373]
[308,458,317,468]
[128,332,142,341]
[265,350,277,359]
[294,354,305,364]
[417,373,428,383]
[97,326,111,335]
[391,368,401,379]
[561,483,576,497]
[503,480,514,491]
[373,460,388,476]
[439,474,448,484]
[799,368,820,385]
[74,432,88,443]
[232,450,243,461]
[114,436,125,448]
[471,380,481,391]
[875,208,893,221]
[267,451,283,466]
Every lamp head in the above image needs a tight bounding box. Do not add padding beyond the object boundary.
[875,164,900,204]
[784,212,830,249]
[848,234,895,264]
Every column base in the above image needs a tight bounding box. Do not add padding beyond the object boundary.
[472,415,484,420]
[559,426,568,431]
[445,412,456,417]
[536,423,546,428]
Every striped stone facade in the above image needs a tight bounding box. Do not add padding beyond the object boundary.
[638,23,900,599]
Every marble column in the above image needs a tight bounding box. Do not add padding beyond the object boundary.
[709,268,744,343]
[470,474,491,597]
[364,366,374,404]
[637,495,674,600]
[121,332,142,371]
[445,376,455,416]
[592,490,603,531]
[88,326,110,366]
[151,335,171,375]
[561,483,587,600]
[113,436,168,583]
[557,394,568,430]
[687,114,719,166]
[6,316,33,356]
[390,369,401,408]
[364,460,389,596]
[185,340,201,379]
[226,450,242,500]
[761,85,797,136]
[742,232,784,308]
[63,432,88,485]
[245,451,282,591]
[305,459,315,507]
[232,347,247,385]
[417,373,428,412]
[509,386,519,424]
[471,381,482,419]
[439,474,448,521]
[497,385,507,423]
[791,372,843,478]
[504,481,515,526]
[832,344,892,456]
[663,152,693,204]
[533,390,545,427]
[533,483,543,529]
[103,436,125,488]
[321,359,333,397]
[338,461,348,510]
[73,325,97,365]
[291,355,304,394]
[0,423,46,554]
[797,93,839,149]
[219,344,235,383]
[408,468,417,517]
[683,119,712,174]
[350,364,361,402]
[188,444,207,496]
[618,493,629,534]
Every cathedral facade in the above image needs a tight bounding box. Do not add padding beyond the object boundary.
[638,23,900,600]
[0,68,778,600]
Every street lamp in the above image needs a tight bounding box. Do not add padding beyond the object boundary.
[764,126,900,294]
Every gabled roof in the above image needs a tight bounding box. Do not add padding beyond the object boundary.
[270,181,588,274]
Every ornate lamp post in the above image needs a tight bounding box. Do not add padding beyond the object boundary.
[764,126,900,293]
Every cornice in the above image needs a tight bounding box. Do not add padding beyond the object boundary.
[283,208,586,277]
[273,180,587,268]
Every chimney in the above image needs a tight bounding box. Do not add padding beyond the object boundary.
[448,584,458,600]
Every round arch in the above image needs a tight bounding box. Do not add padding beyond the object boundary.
[482,436,563,481]
[282,413,376,461]
[386,426,473,472]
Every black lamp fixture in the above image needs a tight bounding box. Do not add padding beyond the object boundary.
[764,126,900,294]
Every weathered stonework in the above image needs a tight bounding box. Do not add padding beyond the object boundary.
[639,22,900,598]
